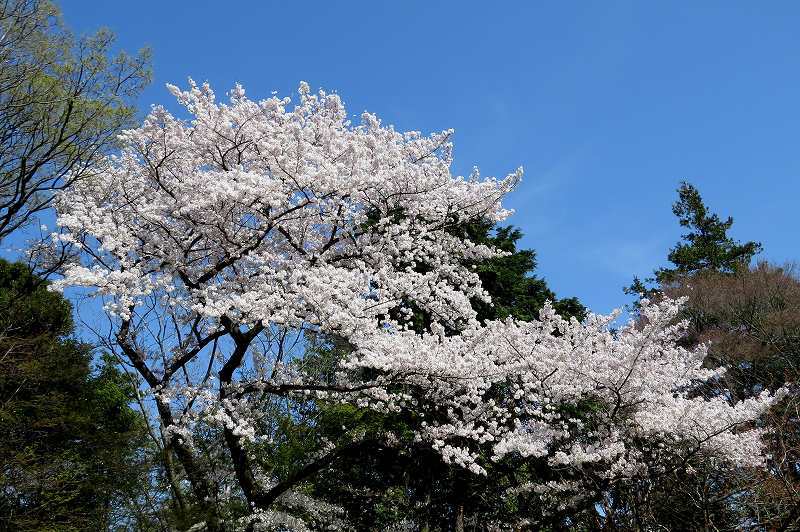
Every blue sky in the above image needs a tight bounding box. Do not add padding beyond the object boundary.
[60,1,800,314]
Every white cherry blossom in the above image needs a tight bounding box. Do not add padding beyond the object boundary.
[52,80,777,525]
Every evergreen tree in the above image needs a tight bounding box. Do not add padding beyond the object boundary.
[0,259,147,530]
[613,184,777,530]
[626,181,761,297]
[462,219,585,323]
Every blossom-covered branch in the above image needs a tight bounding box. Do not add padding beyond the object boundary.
[51,80,778,527]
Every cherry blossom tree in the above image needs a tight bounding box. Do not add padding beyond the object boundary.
[52,81,778,529]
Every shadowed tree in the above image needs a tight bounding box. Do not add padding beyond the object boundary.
[662,263,800,530]
[612,183,794,531]
[0,259,148,530]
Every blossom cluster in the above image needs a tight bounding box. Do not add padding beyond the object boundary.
[54,80,519,333]
[346,297,779,489]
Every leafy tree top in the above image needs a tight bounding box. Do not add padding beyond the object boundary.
[627,181,762,296]
[462,219,585,322]
[0,0,151,242]
[0,258,73,336]
[659,181,762,282]
[0,259,146,530]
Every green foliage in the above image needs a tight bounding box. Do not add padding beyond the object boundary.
[0,259,147,530]
[0,0,151,241]
[661,182,761,280]
[626,181,761,298]
[460,219,585,322]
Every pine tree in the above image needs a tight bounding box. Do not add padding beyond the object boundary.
[626,181,761,297]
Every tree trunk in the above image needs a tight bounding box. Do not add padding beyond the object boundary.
[456,504,465,532]
[163,444,188,518]
[155,401,223,531]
